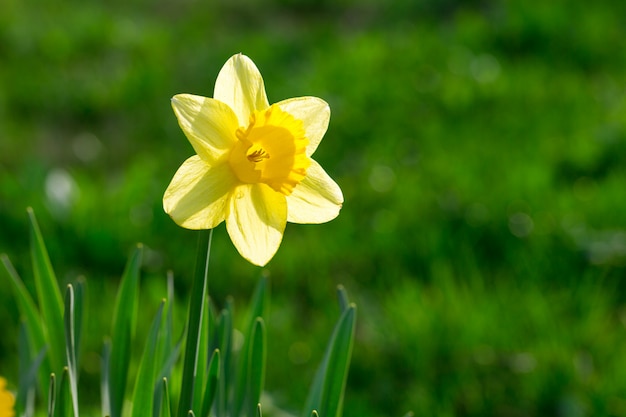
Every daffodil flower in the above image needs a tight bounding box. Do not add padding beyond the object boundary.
[164,54,343,266]
[0,377,15,417]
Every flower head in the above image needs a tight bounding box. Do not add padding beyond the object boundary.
[164,54,343,266]
[0,377,15,417]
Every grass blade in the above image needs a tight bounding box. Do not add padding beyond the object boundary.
[192,296,211,416]
[303,302,357,417]
[159,378,172,417]
[109,244,143,417]
[131,300,165,417]
[48,374,56,417]
[63,285,79,417]
[72,278,86,367]
[233,277,269,417]
[178,229,212,417]
[244,318,266,417]
[28,208,65,375]
[54,368,72,417]
[336,286,349,314]
[101,340,111,417]
[3,254,49,394]
[215,303,233,417]
[18,322,44,417]
[200,349,220,417]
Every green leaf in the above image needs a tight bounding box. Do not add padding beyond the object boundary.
[63,285,79,417]
[72,278,86,368]
[131,300,165,417]
[244,318,266,417]
[28,208,65,375]
[109,244,143,417]
[154,278,182,417]
[303,301,357,417]
[233,277,269,417]
[336,286,349,314]
[164,272,176,367]
[192,297,211,416]
[48,374,56,417]
[256,404,262,417]
[178,230,212,417]
[101,340,111,417]
[2,254,49,395]
[18,322,44,417]
[159,378,172,417]
[200,349,220,417]
[215,306,232,417]
[55,368,72,417]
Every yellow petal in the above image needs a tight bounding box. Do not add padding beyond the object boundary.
[286,159,343,224]
[163,155,238,229]
[276,97,330,156]
[226,183,287,266]
[214,54,270,127]
[171,94,239,164]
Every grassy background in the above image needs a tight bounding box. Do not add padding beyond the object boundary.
[2,0,626,415]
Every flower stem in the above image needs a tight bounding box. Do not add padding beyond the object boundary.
[178,229,213,417]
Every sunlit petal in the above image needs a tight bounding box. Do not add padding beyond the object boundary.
[165,54,342,266]
[214,54,270,127]
[286,159,343,224]
[277,97,330,156]
[226,183,287,266]
[163,156,238,229]
[172,94,239,164]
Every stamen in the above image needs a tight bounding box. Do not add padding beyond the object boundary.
[247,149,270,162]
[228,104,310,195]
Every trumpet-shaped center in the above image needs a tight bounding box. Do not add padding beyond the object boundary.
[228,104,310,195]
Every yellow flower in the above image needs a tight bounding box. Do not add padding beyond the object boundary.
[164,54,343,266]
[0,377,15,417]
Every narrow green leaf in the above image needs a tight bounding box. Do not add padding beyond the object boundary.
[192,297,211,415]
[101,340,111,417]
[303,304,357,417]
[28,208,65,374]
[2,254,49,379]
[72,278,86,367]
[48,374,56,417]
[159,378,172,417]
[336,286,349,314]
[320,305,356,417]
[18,322,42,417]
[63,285,79,417]
[311,410,319,417]
[153,273,177,417]
[200,349,220,417]
[256,404,262,417]
[131,300,165,417]
[244,318,266,417]
[206,298,218,352]
[215,306,232,417]
[0,254,51,398]
[55,368,72,417]
[178,229,212,417]
[109,244,143,417]
[164,271,175,365]
[233,278,269,417]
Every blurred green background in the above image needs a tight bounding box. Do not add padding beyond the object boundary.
[2,0,626,415]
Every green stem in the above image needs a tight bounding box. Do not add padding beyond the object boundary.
[178,229,213,417]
